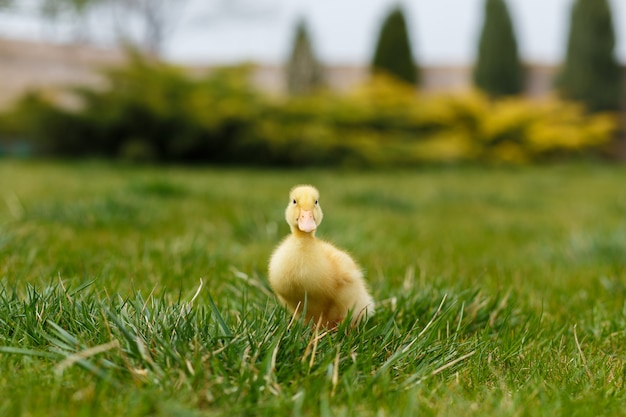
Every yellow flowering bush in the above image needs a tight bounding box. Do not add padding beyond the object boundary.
[1,61,617,165]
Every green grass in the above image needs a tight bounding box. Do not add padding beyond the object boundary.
[0,160,625,416]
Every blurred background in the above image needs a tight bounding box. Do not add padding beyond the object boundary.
[0,0,624,165]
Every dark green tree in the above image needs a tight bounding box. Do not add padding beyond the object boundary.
[371,6,418,85]
[286,20,324,95]
[473,0,524,97]
[557,0,622,112]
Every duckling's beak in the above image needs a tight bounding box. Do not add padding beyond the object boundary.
[298,210,317,233]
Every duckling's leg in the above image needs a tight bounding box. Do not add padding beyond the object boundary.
[323,303,346,328]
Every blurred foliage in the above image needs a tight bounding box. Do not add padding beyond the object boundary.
[286,19,325,95]
[557,0,622,112]
[5,56,264,163]
[0,56,617,166]
[474,0,524,97]
[0,0,185,55]
[371,6,418,86]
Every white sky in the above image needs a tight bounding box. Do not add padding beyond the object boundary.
[1,0,625,66]
[166,0,626,65]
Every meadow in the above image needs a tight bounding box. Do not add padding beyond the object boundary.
[0,160,625,416]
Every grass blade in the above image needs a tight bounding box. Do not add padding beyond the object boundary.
[207,292,232,338]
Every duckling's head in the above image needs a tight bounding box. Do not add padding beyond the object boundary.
[286,185,323,234]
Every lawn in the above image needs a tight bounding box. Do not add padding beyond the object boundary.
[0,160,625,416]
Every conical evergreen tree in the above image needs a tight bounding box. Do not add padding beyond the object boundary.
[371,6,418,85]
[286,20,324,95]
[557,0,622,112]
[473,0,524,97]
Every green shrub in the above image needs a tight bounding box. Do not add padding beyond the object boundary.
[8,56,264,162]
[473,0,524,97]
[286,19,325,95]
[0,59,617,166]
[557,0,622,112]
[371,6,418,86]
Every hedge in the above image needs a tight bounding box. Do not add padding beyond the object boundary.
[0,57,617,166]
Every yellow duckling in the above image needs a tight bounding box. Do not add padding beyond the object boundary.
[268,185,374,327]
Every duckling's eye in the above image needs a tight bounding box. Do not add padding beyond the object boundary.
[315,200,318,205]
[292,199,297,205]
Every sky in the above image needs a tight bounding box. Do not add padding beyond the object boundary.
[1,0,625,66]
[166,0,626,66]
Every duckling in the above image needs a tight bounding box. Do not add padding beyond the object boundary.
[268,185,374,327]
